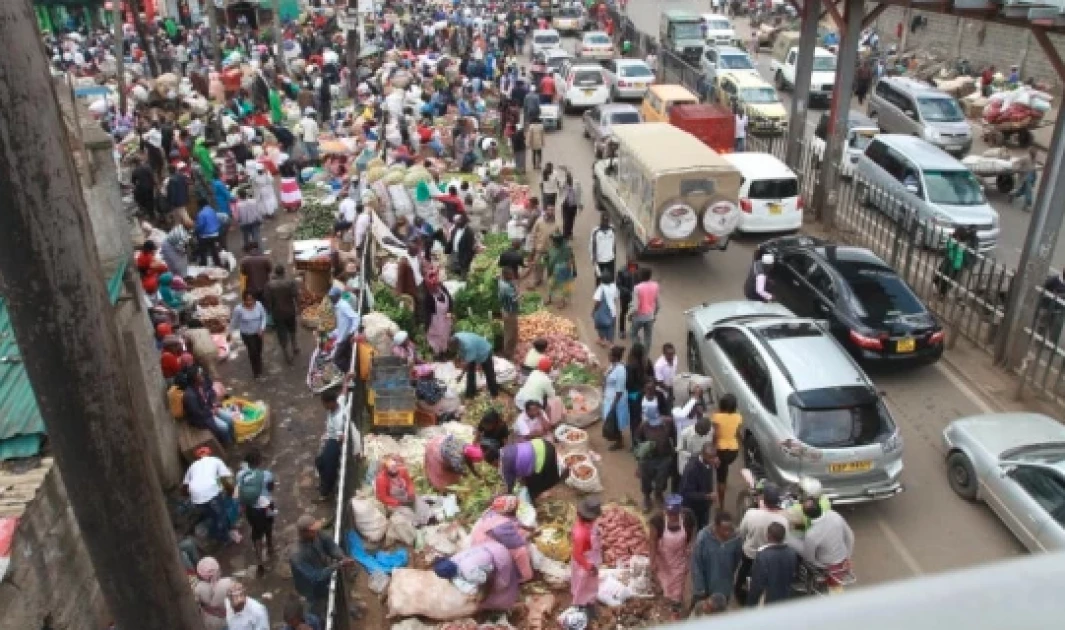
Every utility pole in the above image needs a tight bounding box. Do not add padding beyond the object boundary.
[346,0,360,91]
[129,0,160,77]
[273,0,288,76]
[0,3,205,630]
[206,0,222,70]
[113,0,127,114]
[784,0,821,171]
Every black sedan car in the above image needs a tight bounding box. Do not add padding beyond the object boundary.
[756,236,945,365]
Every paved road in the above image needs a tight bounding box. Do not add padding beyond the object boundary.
[616,0,1062,271]
[529,30,1027,589]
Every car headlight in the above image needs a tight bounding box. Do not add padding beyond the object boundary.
[883,432,903,453]
[924,127,940,141]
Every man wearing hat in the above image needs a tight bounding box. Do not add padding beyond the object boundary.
[570,497,603,616]
[289,514,354,617]
[734,482,788,605]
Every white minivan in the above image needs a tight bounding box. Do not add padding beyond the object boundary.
[724,153,803,233]
[531,29,563,56]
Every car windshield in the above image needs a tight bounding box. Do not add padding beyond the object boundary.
[587,34,611,45]
[720,54,754,70]
[838,264,926,323]
[559,7,581,16]
[748,178,798,199]
[574,70,604,86]
[547,56,569,70]
[917,96,964,122]
[706,19,731,30]
[608,111,642,125]
[791,402,892,448]
[813,56,837,72]
[741,87,778,103]
[673,22,703,40]
[924,170,986,206]
[1006,444,1065,465]
[534,34,560,44]
[620,64,654,77]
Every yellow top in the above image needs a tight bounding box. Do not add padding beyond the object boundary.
[713,412,743,451]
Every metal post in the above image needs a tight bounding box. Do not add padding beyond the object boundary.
[785,0,821,170]
[114,0,127,114]
[0,3,205,629]
[994,102,1065,367]
[206,0,222,70]
[898,6,911,53]
[273,0,288,76]
[811,0,862,226]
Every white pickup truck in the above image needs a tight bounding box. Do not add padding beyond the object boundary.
[769,32,837,106]
[809,110,880,179]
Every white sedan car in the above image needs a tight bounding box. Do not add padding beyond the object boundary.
[577,31,615,59]
[555,61,611,113]
[602,58,656,101]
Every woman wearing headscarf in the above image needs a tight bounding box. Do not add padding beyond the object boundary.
[373,457,416,510]
[391,331,419,367]
[602,345,630,451]
[471,495,534,583]
[158,272,187,311]
[420,271,453,358]
[193,557,234,630]
[512,399,551,442]
[160,223,192,278]
[648,495,697,614]
[432,539,520,612]
[423,433,483,493]
[544,233,575,308]
[485,437,566,503]
[251,161,279,219]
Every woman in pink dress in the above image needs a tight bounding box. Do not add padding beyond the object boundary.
[421,271,453,358]
[423,434,482,492]
[570,498,603,614]
[471,496,534,582]
[649,495,697,614]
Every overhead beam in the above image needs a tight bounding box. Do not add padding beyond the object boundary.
[786,0,804,15]
[823,0,845,30]
[1031,26,1065,82]
[862,3,888,29]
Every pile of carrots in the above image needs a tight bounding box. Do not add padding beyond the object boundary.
[599,506,650,567]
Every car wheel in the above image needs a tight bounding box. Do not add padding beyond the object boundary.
[948,452,979,501]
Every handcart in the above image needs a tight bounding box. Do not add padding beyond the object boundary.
[976,117,1051,149]
[962,154,1042,194]
[369,356,417,432]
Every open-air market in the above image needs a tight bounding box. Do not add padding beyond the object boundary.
[5,0,1065,628]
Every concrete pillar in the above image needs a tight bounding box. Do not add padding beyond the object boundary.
[1018,31,1033,79]
[899,6,912,53]
[952,17,964,59]
[812,0,863,226]
[995,102,1065,368]
[785,0,822,170]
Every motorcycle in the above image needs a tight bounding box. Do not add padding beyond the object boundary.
[793,558,857,596]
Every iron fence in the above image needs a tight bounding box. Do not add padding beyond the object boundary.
[659,48,705,96]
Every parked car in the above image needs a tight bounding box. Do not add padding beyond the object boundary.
[769,31,836,105]
[701,13,737,46]
[943,412,1065,552]
[810,110,879,179]
[531,28,564,56]
[533,48,573,77]
[685,300,904,504]
[639,84,700,123]
[854,134,1000,251]
[756,235,945,364]
[700,44,759,88]
[577,30,615,59]
[724,153,804,233]
[582,103,643,158]
[715,71,787,135]
[868,76,973,157]
[551,5,586,34]
[554,60,611,113]
[601,58,656,101]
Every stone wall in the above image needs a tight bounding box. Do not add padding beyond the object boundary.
[0,464,107,630]
[871,5,1065,91]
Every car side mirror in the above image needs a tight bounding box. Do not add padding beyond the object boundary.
[904,109,917,120]
[905,183,920,195]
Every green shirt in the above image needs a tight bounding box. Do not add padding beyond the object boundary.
[269,89,283,125]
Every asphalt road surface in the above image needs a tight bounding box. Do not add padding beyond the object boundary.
[618,0,1062,271]
[531,17,1028,590]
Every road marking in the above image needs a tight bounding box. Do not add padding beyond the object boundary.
[876,518,926,577]
[933,360,997,414]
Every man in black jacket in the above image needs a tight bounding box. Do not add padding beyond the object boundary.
[747,522,798,607]
[165,163,189,217]
[679,443,716,531]
[616,260,639,335]
[445,213,477,278]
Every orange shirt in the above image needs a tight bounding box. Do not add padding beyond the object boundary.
[540,75,556,97]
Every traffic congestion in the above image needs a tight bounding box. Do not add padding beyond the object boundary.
[22,0,1065,628]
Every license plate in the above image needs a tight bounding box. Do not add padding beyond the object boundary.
[583,89,594,96]
[829,461,873,474]
[672,241,700,249]
[769,203,782,215]
[896,338,916,353]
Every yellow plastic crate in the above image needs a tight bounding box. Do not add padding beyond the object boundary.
[374,409,415,427]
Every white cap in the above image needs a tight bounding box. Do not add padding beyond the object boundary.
[761,253,775,266]
[799,476,823,498]
[393,331,409,345]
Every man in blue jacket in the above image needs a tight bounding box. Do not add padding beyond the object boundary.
[747,522,799,606]
[195,203,224,267]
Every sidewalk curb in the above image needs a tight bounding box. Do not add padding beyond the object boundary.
[937,351,1010,414]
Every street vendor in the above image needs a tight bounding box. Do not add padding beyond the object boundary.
[391,331,419,366]
[424,433,483,493]
[513,400,552,442]
[471,495,534,583]
[521,338,550,379]
[486,437,567,503]
[474,410,510,452]
[514,356,555,411]
[449,331,500,399]
[432,539,521,612]
[373,457,416,510]
[570,497,603,616]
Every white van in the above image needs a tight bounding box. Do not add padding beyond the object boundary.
[531,29,563,56]
[724,153,803,233]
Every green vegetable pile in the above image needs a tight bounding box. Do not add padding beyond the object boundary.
[453,233,512,340]
[558,364,600,386]
[294,198,337,240]
[519,292,543,315]
[463,392,506,426]
[448,464,505,522]
[372,281,416,334]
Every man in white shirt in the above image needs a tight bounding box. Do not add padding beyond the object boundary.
[225,581,270,630]
[353,205,371,251]
[735,483,790,605]
[589,213,617,283]
[316,390,347,500]
[653,343,679,402]
[298,108,321,162]
[183,447,234,543]
[734,108,748,152]
[337,195,357,246]
[515,357,556,411]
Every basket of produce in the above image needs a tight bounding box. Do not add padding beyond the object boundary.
[600,505,650,568]
[565,461,602,494]
[533,526,572,562]
[222,397,270,443]
[515,334,597,368]
[197,295,221,308]
[554,425,589,454]
[188,284,223,301]
[517,311,578,342]
[562,452,590,469]
[306,346,344,393]
[559,385,602,428]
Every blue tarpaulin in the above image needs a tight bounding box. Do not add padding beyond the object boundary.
[345,530,409,575]
[0,260,127,460]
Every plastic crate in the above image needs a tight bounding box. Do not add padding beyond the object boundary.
[374,409,415,427]
[372,356,411,388]
[374,388,417,411]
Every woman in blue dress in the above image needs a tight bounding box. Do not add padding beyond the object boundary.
[602,345,630,451]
